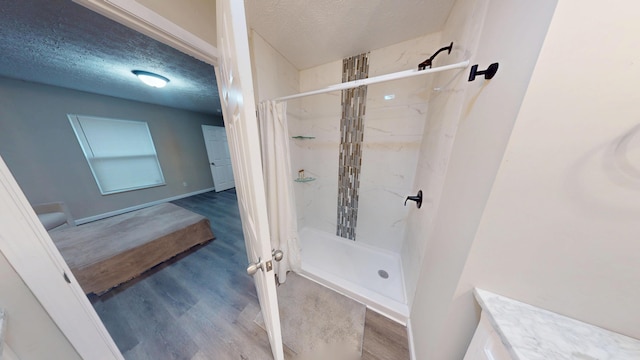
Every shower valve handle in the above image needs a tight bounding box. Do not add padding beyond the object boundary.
[405,190,423,209]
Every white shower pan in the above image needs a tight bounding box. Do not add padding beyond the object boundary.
[298,227,409,324]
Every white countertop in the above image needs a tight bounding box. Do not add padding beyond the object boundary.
[474,289,640,360]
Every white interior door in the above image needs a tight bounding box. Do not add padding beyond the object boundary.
[202,125,235,192]
[216,0,284,359]
[0,155,123,359]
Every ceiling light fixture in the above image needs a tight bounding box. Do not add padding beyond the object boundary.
[132,70,170,88]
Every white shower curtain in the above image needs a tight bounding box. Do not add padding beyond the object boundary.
[258,100,301,284]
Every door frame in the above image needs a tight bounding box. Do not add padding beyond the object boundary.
[1,1,224,358]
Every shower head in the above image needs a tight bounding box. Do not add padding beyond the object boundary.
[418,42,454,70]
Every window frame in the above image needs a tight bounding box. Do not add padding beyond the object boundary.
[68,114,166,195]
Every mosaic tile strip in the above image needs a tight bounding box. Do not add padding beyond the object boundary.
[336,53,369,240]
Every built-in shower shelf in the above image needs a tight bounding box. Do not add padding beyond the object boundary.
[291,136,315,140]
[294,177,316,183]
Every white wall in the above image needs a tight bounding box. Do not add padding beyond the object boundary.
[135,0,216,47]
[293,33,442,252]
[250,30,300,103]
[249,30,303,227]
[448,0,640,356]
[0,252,81,360]
[408,0,557,358]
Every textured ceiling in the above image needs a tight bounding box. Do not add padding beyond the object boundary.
[0,0,456,114]
[0,0,220,115]
[245,0,456,70]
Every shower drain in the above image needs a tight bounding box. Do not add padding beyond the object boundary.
[378,270,389,279]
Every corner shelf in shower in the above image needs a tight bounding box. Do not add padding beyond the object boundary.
[291,136,315,140]
[294,177,316,183]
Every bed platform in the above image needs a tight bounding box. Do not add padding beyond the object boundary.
[49,203,214,294]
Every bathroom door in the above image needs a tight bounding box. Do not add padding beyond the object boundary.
[216,0,284,359]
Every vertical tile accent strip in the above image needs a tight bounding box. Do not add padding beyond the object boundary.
[337,53,369,240]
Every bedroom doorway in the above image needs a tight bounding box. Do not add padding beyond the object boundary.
[202,125,235,192]
[0,0,284,358]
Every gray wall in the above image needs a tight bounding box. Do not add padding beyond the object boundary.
[0,76,223,220]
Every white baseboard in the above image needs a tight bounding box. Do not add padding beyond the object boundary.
[407,318,417,360]
[75,187,215,225]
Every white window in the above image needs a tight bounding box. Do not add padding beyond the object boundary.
[68,115,165,195]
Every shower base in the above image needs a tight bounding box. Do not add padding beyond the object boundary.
[298,227,409,324]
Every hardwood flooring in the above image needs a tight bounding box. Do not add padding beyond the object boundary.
[362,310,410,360]
[89,190,409,359]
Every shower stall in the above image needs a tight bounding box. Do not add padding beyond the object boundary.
[272,40,467,322]
[286,77,419,321]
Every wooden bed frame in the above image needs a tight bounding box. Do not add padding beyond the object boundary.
[49,203,214,294]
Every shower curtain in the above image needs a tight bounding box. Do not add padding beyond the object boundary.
[258,100,301,284]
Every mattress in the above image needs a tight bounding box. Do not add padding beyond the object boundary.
[50,203,214,294]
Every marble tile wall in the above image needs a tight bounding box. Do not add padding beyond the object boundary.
[294,32,443,253]
[400,0,487,305]
[293,60,342,234]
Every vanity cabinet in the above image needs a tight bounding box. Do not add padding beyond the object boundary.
[463,312,511,360]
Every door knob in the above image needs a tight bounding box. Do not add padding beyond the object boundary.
[248,251,283,276]
[247,259,263,275]
[272,249,284,262]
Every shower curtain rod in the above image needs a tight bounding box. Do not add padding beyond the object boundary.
[271,60,470,102]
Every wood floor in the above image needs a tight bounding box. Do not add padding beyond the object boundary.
[89,190,409,359]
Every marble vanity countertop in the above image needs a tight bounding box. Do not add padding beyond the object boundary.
[474,289,640,360]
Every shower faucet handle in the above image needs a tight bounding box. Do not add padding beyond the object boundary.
[405,190,423,209]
